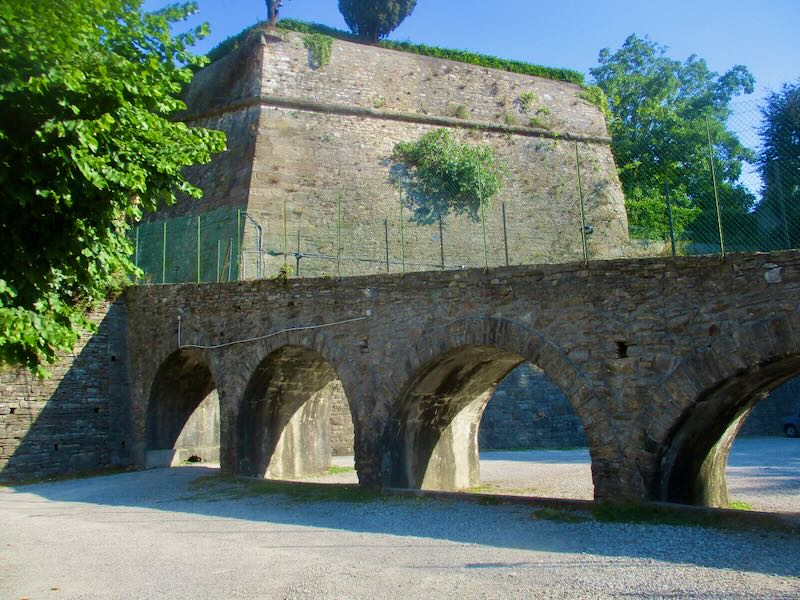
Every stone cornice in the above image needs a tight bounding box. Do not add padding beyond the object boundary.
[180,94,613,145]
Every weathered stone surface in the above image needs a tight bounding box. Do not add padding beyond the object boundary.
[149,28,631,281]
[0,302,130,481]
[4,251,800,507]
[479,363,586,449]
[116,250,800,505]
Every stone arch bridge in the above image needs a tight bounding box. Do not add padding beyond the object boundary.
[126,251,800,507]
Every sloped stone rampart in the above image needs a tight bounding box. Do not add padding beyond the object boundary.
[0,302,130,481]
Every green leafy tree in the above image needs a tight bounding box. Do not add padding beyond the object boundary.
[338,0,417,42]
[392,129,504,224]
[756,81,800,249]
[0,0,226,373]
[590,35,756,249]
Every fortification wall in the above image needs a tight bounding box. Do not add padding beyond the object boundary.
[0,303,132,481]
[161,28,630,279]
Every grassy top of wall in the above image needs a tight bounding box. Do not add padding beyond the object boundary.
[206,19,585,86]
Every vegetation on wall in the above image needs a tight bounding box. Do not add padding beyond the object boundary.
[0,0,226,373]
[303,33,333,68]
[391,129,505,224]
[206,19,584,85]
[578,85,611,121]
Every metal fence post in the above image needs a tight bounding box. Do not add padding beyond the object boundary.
[217,239,221,282]
[236,209,242,280]
[228,237,233,282]
[283,200,288,270]
[501,202,510,266]
[399,193,405,273]
[161,221,167,284]
[384,218,390,273]
[574,142,589,266]
[665,181,677,257]
[336,193,342,276]
[134,225,140,282]
[438,214,445,270]
[296,227,302,276]
[196,215,201,284]
[480,201,488,269]
[705,117,725,259]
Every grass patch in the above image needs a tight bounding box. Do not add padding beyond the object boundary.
[187,475,380,504]
[448,103,470,119]
[589,501,790,533]
[728,500,753,511]
[465,483,495,493]
[327,465,355,475]
[532,508,591,524]
[206,19,584,85]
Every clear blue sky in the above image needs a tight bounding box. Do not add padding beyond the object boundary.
[144,0,799,100]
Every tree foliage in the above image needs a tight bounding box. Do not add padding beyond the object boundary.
[392,129,505,224]
[590,35,756,246]
[756,81,800,248]
[338,0,417,42]
[0,0,226,373]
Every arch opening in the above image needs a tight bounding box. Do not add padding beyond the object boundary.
[236,345,351,480]
[145,349,220,468]
[659,355,800,508]
[388,345,593,497]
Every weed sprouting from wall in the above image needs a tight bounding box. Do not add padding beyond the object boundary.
[303,33,333,68]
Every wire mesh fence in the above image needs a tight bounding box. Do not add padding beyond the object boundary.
[133,96,799,284]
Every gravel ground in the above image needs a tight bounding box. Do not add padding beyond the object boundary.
[306,437,800,513]
[2,437,799,599]
[2,466,799,600]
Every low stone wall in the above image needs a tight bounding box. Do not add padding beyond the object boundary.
[479,363,586,449]
[740,379,800,436]
[0,302,131,482]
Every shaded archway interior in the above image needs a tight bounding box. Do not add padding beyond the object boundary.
[145,349,220,467]
[389,345,530,490]
[237,345,347,479]
[659,354,800,507]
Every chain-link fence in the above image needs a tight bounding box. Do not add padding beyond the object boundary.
[132,97,798,283]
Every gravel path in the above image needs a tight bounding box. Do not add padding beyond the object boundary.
[2,466,799,600]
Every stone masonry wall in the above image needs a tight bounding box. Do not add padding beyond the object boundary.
[158,29,631,281]
[121,250,800,500]
[740,377,800,436]
[480,363,586,449]
[0,302,131,482]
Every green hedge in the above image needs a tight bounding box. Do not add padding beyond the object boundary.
[206,19,584,85]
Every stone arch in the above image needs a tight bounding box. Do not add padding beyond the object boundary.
[382,316,613,493]
[648,314,800,507]
[233,332,360,480]
[144,348,220,467]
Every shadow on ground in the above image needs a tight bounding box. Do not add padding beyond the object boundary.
[3,465,799,579]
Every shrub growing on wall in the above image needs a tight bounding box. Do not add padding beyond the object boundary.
[392,129,505,224]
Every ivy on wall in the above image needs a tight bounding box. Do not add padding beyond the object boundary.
[303,33,333,68]
[391,129,505,224]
